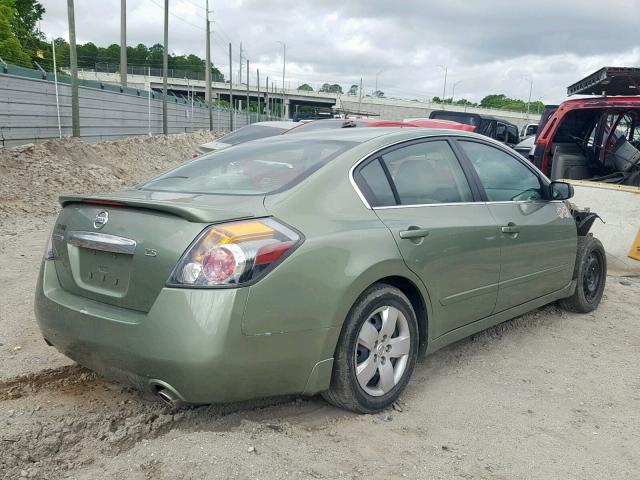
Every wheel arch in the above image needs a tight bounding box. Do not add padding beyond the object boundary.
[322,268,433,361]
[374,275,429,356]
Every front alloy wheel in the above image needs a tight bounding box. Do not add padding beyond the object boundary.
[323,284,419,413]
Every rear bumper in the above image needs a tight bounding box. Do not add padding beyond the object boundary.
[34,260,333,403]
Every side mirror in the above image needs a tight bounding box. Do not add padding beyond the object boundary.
[549,181,574,200]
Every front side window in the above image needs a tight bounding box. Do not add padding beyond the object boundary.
[142,138,355,195]
[380,141,473,205]
[459,141,544,202]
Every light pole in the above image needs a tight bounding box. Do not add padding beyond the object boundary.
[437,64,447,106]
[451,80,462,104]
[526,77,533,118]
[520,75,533,119]
[375,69,384,95]
[276,41,286,118]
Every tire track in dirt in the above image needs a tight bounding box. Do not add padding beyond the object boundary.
[0,365,97,401]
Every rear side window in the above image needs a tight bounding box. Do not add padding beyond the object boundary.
[459,141,544,202]
[142,138,355,195]
[381,141,473,205]
[356,160,396,207]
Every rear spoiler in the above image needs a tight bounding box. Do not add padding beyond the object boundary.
[59,195,254,223]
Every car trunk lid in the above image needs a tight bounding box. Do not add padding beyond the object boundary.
[52,190,267,312]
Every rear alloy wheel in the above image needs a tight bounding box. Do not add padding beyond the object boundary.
[559,235,607,313]
[323,284,419,413]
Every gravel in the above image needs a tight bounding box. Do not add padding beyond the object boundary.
[0,131,217,219]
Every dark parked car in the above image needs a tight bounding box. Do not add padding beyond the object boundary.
[429,110,520,146]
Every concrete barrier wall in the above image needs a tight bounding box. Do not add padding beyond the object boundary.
[569,181,640,275]
[0,73,257,147]
[339,98,541,129]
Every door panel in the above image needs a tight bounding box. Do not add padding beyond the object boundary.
[353,139,502,338]
[376,205,500,338]
[487,201,576,311]
[456,139,577,312]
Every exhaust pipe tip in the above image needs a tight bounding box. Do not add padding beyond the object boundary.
[150,382,186,409]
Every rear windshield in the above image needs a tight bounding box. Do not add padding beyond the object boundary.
[430,112,480,126]
[141,138,356,195]
[288,119,367,133]
[217,124,288,145]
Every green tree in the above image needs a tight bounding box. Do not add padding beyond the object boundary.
[319,83,343,94]
[348,84,358,95]
[297,83,313,91]
[0,0,30,66]
[12,0,44,60]
[372,90,384,98]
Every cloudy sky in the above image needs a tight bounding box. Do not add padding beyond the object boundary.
[39,0,640,104]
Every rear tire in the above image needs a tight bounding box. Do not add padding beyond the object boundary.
[559,235,607,313]
[322,284,419,413]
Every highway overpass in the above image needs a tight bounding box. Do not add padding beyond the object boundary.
[74,70,541,128]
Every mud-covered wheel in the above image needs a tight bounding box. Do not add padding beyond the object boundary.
[559,235,607,313]
[322,284,419,413]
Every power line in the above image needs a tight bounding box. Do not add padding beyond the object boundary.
[148,0,204,31]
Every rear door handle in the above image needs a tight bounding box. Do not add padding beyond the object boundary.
[399,228,430,239]
[501,223,520,234]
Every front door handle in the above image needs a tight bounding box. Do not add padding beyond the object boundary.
[399,227,430,239]
[501,223,520,234]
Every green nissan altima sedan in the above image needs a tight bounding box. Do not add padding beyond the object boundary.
[35,128,606,413]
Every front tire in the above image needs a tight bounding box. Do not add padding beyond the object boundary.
[322,284,419,413]
[559,235,607,313]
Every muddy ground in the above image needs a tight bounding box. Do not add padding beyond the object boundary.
[1,133,639,479]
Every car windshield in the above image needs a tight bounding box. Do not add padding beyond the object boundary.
[216,124,289,145]
[141,138,356,195]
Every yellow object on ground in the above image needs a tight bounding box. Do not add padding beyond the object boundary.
[629,229,640,261]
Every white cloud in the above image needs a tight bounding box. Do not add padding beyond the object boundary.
[38,0,640,104]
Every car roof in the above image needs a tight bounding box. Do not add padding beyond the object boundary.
[263,126,485,144]
[252,120,296,129]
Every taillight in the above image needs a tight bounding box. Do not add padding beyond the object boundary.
[44,230,55,260]
[167,218,302,287]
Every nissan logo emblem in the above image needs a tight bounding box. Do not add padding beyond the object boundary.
[93,211,109,229]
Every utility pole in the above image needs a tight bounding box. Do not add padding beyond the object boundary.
[256,68,260,120]
[246,59,250,116]
[451,80,462,104]
[526,77,533,119]
[277,41,286,119]
[162,0,168,135]
[438,64,448,106]
[273,80,277,117]
[238,42,242,85]
[357,77,363,116]
[265,76,269,117]
[66,0,80,137]
[375,69,383,94]
[205,0,213,130]
[120,0,127,86]
[228,42,233,130]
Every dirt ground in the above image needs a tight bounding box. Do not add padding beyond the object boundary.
[1,134,640,479]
